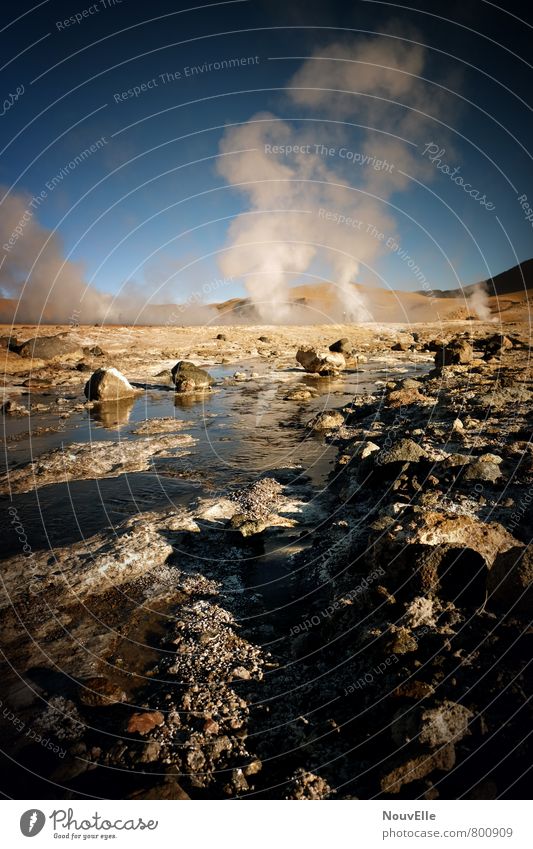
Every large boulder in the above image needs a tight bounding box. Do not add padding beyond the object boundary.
[369,509,521,603]
[434,339,473,368]
[296,348,345,375]
[17,333,81,360]
[171,361,214,392]
[84,367,137,401]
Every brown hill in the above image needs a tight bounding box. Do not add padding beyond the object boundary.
[425,259,533,299]
[2,261,531,325]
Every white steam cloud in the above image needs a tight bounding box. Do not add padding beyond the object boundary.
[0,188,217,325]
[217,28,457,322]
[468,282,494,321]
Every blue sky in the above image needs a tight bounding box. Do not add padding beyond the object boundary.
[1,0,532,315]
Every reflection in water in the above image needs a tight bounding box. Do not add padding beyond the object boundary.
[174,389,211,409]
[1,360,427,558]
[90,397,135,428]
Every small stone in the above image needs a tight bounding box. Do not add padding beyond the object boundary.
[186,747,206,772]
[139,741,161,763]
[478,453,503,464]
[231,768,249,793]
[329,338,350,354]
[243,758,262,776]
[285,388,313,401]
[296,348,345,375]
[376,438,428,465]
[442,453,471,468]
[2,399,28,416]
[463,461,502,483]
[127,710,165,735]
[130,780,189,800]
[381,744,456,794]
[231,666,251,680]
[394,681,435,699]
[308,410,344,432]
[285,769,332,800]
[389,626,418,654]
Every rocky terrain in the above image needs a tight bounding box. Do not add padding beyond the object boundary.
[0,321,531,799]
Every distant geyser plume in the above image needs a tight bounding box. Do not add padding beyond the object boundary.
[0,188,109,324]
[468,282,494,321]
[0,188,217,325]
[217,28,456,323]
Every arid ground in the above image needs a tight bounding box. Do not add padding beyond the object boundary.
[1,316,531,799]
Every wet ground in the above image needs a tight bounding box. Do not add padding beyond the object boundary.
[2,321,529,800]
[2,358,424,557]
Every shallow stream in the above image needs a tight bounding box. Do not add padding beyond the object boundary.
[2,359,425,558]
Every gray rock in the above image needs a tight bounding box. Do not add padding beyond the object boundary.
[392,700,473,748]
[2,399,28,416]
[296,348,345,375]
[84,367,137,401]
[435,339,474,367]
[329,337,350,354]
[17,333,82,360]
[397,377,421,390]
[376,438,429,465]
[0,335,19,351]
[463,461,502,483]
[171,361,214,391]
[83,345,105,357]
[308,410,344,432]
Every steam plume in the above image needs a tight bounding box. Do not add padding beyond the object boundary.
[0,188,217,325]
[468,283,494,321]
[217,28,457,322]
